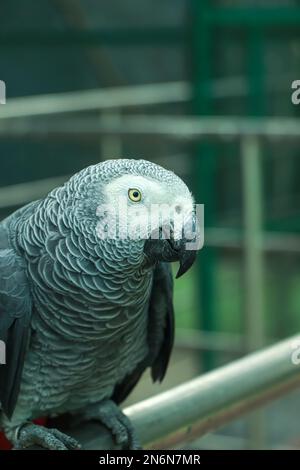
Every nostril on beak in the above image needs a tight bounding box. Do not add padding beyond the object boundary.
[175,205,182,214]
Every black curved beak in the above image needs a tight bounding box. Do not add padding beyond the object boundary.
[143,215,198,278]
[173,239,197,279]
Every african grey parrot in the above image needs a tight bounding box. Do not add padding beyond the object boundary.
[0,159,197,450]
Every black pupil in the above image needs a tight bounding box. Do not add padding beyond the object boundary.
[133,191,139,198]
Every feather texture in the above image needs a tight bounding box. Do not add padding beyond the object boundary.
[0,159,189,430]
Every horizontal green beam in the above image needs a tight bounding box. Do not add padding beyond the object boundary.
[0,28,186,47]
[204,8,300,27]
[3,116,300,140]
[0,175,69,209]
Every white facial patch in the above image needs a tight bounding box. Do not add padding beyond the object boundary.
[98,173,194,241]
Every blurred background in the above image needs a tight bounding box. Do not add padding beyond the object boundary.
[1,0,300,450]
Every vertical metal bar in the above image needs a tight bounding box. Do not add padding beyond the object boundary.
[241,135,266,449]
[245,22,266,449]
[191,0,217,371]
[248,29,265,116]
[242,136,265,351]
[100,110,122,159]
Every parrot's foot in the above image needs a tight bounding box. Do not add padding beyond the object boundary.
[12,423,81,450]
[83,399,141,450]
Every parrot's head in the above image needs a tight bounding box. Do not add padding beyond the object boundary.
[68,159,200,277]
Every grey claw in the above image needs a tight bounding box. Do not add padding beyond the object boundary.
[84,399,141,450]
[13,423,81,450]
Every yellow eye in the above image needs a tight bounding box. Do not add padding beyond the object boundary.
[128,188,142,202]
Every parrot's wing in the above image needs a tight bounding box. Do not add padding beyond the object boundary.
[0,247,32,418]
[113,262,174,404]
[148,262,174,382]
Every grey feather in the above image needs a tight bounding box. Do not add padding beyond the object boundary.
[0,230,32,418]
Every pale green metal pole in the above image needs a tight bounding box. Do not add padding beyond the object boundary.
[65,335,300,450]
[241,135,265,448]
[242,136,265,352]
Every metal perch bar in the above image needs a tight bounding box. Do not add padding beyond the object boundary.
[0,75,293,120]
[64,335,300,449]
[0,82,191,119]
[1,116,300,139]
